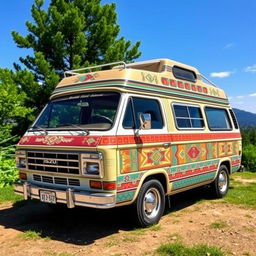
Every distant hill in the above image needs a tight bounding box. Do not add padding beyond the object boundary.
[233,108,256,127]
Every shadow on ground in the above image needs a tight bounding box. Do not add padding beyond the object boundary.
[0,186,214,245]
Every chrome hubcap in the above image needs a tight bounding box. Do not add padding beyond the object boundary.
[143,188,161,219]
[218,170,228,193]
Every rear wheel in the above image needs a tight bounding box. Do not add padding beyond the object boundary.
[210,165,229,198]
[136,179,165,227]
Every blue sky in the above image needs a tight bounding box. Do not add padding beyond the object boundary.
[1,0,256,113]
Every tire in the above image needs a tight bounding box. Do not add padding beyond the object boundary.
[210,165,230,198]
[135,179,165,227]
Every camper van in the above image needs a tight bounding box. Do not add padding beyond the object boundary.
[15,59,242,227]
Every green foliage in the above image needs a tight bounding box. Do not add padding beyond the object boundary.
[241,128,256,172]
[11,0,141,115]
[0,186,22,203]
[242,144,256,171]
[0,69,32,141]
[0,144,19,187]
[157,242,225,256]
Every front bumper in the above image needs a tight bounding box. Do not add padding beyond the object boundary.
[14,182,116,209]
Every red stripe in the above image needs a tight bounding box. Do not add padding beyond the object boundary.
[18,133,241,147]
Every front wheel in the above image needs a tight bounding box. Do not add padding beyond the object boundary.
[136,179,165,227]
[210,165,230,198]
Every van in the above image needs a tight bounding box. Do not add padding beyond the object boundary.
[15,59,242,227]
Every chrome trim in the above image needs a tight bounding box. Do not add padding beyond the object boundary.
[26,151,80,175]
[14,182,116,209]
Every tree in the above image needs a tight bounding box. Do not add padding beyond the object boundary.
[0,69,32,143]
[12,0,141,113]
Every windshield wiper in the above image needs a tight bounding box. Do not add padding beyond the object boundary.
[30,125,48,135]
[57,123,89,135]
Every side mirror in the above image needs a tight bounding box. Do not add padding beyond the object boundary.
[139,113,151,130]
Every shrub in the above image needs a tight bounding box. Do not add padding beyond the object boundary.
[0,144,18,187]
[242,144,256,172]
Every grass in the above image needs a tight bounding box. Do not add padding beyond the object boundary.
[224,181,256,208]
[148,224,162,231]
[0,186,22,204]
[19,230,42,240]
[157,242,225,256]
[18,230,51,241]
[104,239,119,247]
[122,234,139,243]
[232,171,256,179]
[209,221,229,229]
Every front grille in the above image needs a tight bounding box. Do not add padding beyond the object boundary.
[33,174,80,187]
[27,151,80,175]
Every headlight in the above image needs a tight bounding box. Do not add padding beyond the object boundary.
[16,151,26,168]
[81,153,103,177]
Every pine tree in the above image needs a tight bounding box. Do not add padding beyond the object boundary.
[12,0,141,112]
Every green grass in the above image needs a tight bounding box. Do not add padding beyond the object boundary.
[209,221,229,229]
[232,171,256,179]
[148,224,162,231]
[0,186,22,204]
[19,230,42,240]
[157,242,225,256]
[225,181,256,208]
[18,230,51,241]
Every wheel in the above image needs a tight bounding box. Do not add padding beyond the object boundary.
[210,165,229,198]
[136,179,165,227]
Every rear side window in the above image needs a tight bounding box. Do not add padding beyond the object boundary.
[123,97,163,129]
[173,66,196,82]
[205,107,231,130]
[173,104,204,129]
[229,109,239,129]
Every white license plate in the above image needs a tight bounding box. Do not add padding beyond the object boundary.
[40,190,56,204]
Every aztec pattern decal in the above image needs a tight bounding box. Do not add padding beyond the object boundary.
[116,172,143,203]
[18,133,241,147]
[119,141,239,174]
[119,147,172,173]
[116,156,242,203]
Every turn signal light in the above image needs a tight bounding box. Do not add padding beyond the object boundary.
[103,181,116,190]
[89,180,102,189]
[19,172,27,180]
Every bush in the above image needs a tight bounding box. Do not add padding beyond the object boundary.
[242,144,256,172]
[0,144,19,187]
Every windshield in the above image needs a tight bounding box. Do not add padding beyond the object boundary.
[33,93,120,130]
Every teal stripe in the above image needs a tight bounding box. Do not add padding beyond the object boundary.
[53,81,229,104]
[172,172,216,190]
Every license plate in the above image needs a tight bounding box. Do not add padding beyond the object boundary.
[39,190,56,204]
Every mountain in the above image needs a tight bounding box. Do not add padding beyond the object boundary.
[233,108,256,127]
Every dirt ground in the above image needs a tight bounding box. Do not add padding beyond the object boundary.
[0,184,255,256]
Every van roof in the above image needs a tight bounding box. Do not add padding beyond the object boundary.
[52,58,228,105]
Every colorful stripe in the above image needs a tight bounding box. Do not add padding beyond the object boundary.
[52,79,229,105]
[18,133,241,147]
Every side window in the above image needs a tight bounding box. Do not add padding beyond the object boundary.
[205,107,231,130]
[229,109,239,129]
[122,97,164,129]
[173,104,204,129]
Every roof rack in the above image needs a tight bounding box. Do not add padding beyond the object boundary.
[64,61,126,77]
[200,73,217,87]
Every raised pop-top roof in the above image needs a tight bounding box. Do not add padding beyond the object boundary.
[52,58,228,105]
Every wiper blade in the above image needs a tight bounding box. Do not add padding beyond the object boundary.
[57,123,89,135]
[30,125,48,135]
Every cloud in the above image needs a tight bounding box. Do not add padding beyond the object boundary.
[249,93,256,97]
[245,65,256,73]
[236,96,244,99]
[224,43,234,49]
[210,71,233,78]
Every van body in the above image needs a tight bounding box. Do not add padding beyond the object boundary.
[15,59,242,226]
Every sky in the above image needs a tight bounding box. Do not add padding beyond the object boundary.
[0,0,256,113]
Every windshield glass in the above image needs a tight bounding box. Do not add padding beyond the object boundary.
[33,93,120,130]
